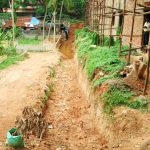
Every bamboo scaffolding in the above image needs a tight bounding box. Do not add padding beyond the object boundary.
[127,0,137,64]
[109,0,115,47]
[119,0,126,56]
[102,0,106,45]
[86,0,150,95]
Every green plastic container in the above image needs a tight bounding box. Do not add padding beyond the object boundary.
[7,128,24,148]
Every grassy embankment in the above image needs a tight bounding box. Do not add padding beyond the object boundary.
[75,28,148,114]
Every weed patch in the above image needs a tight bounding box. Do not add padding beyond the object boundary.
[0,54,28,70]
[18,37,41,45]
[41,82,54,108]
[102,83,148,113]
[75,28,148,114]
[75,28,125,87]
[49,67,56,78]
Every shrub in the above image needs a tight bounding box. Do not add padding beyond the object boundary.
[102,84,134,113]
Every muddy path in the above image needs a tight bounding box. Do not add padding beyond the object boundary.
[35,60,107,150]
[0,52,59,143]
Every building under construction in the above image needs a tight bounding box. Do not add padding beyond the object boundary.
[85,0,150,47]
[85,0,150,95]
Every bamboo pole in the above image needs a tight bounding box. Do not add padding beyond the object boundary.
[43,6,48,40]
[59,0,64,25]
[100,1,102,45]
[98,1,101,44]
[109,0,114,47]
[120,46,144,53]
[9,0,15,45]
[127,0,137,64]
[53,11,56,42]
[47,15,54,39]
[119,0,126,56]
[102,0,105,46]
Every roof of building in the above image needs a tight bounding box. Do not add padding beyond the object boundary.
[4,16,32,28]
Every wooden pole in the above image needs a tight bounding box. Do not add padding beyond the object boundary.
[127,0,137,64]
[10,0,15,45]
[47,15,54,39]
[143,47,150,95]
[53,11,56,42]
[85,0,88,25]
[109,0,114,47]
[59,0,64,25]
[100,1,102,45]
[102,0,106,46]
[43,6,48,40]
[98,1,101,45]
[119,0,126,56]
[91,0,93,29]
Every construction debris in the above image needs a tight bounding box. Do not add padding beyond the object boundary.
[15,106,48,139]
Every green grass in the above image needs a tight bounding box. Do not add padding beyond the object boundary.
[102,84,148,114]
[18,37,41,45]
[0,54,28,70]
[49,66,56,78]
[75,28,149,114]
[75,28,125,87]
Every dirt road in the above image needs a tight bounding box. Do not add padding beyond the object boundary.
[0,52,59,143]
[35,60,106,150]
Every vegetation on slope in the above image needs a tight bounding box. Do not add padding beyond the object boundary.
[75,28,148,113]
[0,29,27,69]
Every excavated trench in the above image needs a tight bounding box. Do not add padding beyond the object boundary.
[52,23,150,150]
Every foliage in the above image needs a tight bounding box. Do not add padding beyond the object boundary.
[14,27,23,38]
[49,66,56,78]
[102,84,134,113]
[41,82,54,107]
[102,84,149,113]
[68,0,85,19]
[0,29,17,56]
[128,97,149,109]
[18,37,41,45]
[0,0,9,11]
[75,28,125,87]
[0,12,11,25]
[75,28,149,115]
[116,26,121,35]
[0,54,27,70]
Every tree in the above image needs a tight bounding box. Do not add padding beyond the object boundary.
[48,0,74,42]
[0,0,9,12]
[10,0,15,44]
[42,0,51,40]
